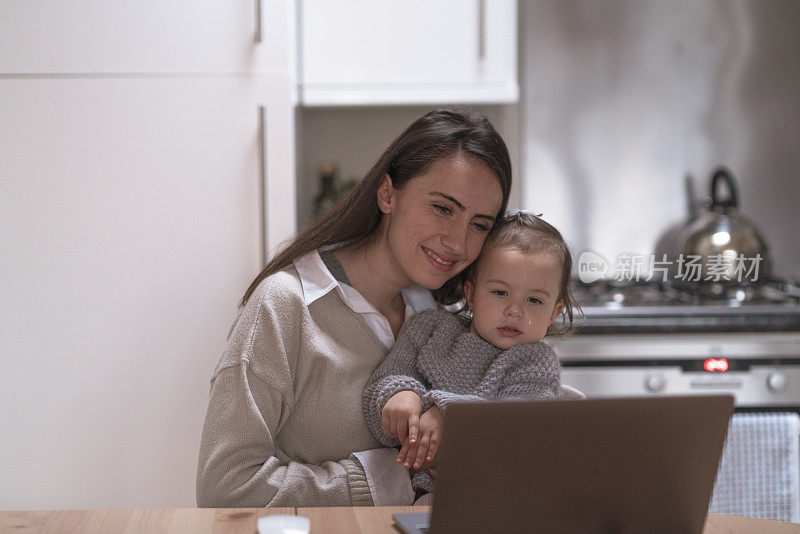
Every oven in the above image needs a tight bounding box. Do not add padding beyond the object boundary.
[549,278,800,411]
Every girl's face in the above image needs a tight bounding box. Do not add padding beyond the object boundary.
[464,245,565,349]
[378,154,503,290]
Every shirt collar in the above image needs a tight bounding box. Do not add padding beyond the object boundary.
[293,250,344,306]
[401,283,437,314]
[293,250,437,312]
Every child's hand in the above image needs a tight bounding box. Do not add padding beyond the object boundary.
[382,390,422,444]
[397,405,443,469]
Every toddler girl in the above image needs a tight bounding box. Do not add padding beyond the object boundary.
[363,210,577,497]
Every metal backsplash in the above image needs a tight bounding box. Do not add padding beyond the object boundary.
[520,0,800,280]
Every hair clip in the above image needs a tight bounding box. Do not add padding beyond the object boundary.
[506,209,543,218]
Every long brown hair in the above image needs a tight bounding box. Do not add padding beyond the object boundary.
[239,108,512,309]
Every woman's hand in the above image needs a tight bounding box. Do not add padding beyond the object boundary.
[397,405,443,469]
[382,390,422,445]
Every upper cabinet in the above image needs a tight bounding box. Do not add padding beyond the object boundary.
[0,0,297,256]
[0,0,292,73]
[298,0,518,106]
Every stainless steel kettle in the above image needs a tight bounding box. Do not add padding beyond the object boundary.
[675,167,771,283]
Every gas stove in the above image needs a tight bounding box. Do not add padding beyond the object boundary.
[550,278,800,409]
[569,278,800,334]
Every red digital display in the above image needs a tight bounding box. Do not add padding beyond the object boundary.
[704,358,729,372]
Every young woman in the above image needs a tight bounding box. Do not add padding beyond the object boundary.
[196,109,512,507]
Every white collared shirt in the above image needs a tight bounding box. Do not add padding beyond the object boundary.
[293,250,436,349]
[292,249,437,505]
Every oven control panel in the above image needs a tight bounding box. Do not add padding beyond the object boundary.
[560,366,800,407]
[550,332,800,408]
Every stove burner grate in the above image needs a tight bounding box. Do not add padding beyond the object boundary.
[565,277,800,334]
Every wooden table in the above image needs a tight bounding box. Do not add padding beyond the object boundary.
[1,507,798,533]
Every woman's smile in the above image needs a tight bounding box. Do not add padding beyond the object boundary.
[421,246,457,271]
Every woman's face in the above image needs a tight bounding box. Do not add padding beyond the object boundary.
[378,154,504,290]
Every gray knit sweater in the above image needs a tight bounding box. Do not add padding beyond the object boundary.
[363,308,561,492]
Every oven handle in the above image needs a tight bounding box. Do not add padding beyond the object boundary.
[690,377,744,389]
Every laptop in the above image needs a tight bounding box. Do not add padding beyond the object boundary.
[394,394,734,534]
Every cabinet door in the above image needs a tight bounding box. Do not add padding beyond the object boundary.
[0,75,293,508]
[0,0,292,73]
[299,0,517,105]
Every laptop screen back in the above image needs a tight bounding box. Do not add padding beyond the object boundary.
[428,395,734,534]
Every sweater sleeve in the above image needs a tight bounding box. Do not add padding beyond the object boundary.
[196,364,373,508]
[196,276,376,508]
[421,390,486,414]
[362,310,439,447]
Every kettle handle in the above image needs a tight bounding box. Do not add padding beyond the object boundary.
[710,167,739,209]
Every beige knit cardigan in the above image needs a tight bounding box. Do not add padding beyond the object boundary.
[196,265,394,507]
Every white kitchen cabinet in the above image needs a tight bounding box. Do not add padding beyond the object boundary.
[0,0,297,254]
[0,0,291,73]
[0,0,297,510]
[298,0,518,105]
[0,74,293,509]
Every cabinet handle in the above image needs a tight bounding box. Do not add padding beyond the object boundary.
[477,0,486,59]
[255,0,263,43]
[259,105,268,266]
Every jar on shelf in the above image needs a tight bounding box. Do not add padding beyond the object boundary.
[313,161,339,218]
